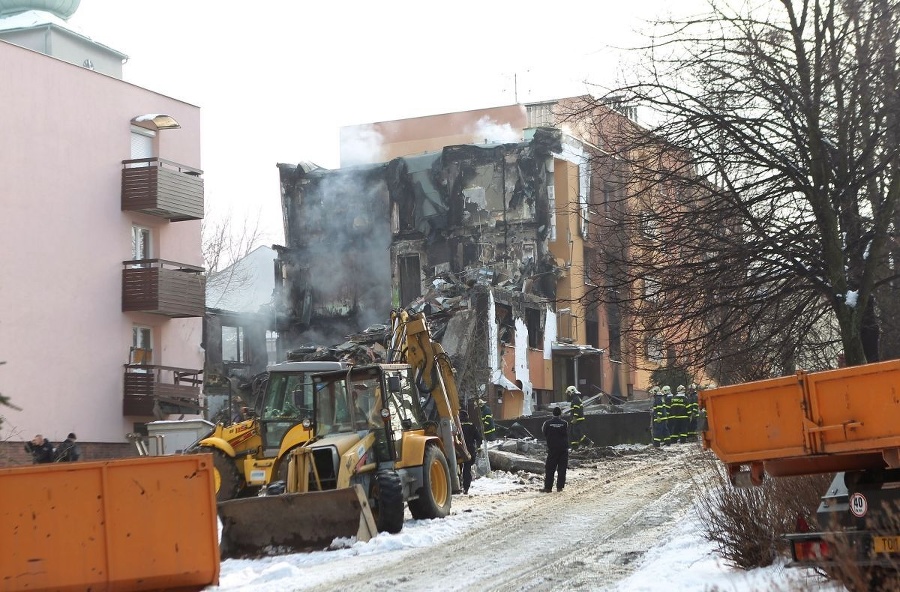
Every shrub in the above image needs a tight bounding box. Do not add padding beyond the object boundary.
[690,451,832,569]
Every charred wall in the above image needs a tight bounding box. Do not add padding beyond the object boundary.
[276,128,564,353]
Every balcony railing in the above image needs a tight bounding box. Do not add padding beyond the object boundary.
[122,259,205,318]
[123,364,203,417]
[121,158,204,221]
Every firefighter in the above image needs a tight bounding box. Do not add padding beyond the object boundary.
[458,410,482,494]
[566,385,587,449]
[650,386,669,447]
[670,385,689,443]
[661,385,674,445]
[479,399,497,442]
[687,383,699,439]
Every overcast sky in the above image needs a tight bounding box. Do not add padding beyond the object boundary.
[68,0,699,245]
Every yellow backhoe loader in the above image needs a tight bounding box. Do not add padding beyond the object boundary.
[218,311,471,558]
[188,360,344,502]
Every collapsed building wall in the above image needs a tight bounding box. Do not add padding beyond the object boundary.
[276,162,393,348]
[276,128,565,355]
[389,127,563,303]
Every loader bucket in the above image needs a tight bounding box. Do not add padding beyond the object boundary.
[217,484,378,559]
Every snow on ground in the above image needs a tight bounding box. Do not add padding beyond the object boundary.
[208,446,845,592]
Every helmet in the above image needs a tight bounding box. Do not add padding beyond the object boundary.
[649,386,658,395]
[661,385,671,394]
[677,385,685,393]
[565,386,581,396]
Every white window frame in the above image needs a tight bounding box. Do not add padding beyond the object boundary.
[132,225,151,261]
[129,125,156,165]
[548,185,557,241]
[578,163,590,238]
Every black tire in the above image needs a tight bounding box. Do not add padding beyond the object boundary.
[372,470,405,533]
[210,448,242,502]
[408,445,451,520]
[273,445,302,491]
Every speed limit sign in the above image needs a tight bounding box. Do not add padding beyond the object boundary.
[849,492,868,518]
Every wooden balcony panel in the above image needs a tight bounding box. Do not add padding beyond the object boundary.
[121,158,204,221]
[123,365,203,417]
[122,260,205,318]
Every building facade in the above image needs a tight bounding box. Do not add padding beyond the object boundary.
[277,100,648,419]
[0,3,205,461]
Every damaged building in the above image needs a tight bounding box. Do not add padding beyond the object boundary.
[276,99,639,419]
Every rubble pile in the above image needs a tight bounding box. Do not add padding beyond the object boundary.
[284,271,484,365]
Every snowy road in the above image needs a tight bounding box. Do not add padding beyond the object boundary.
[212,444,701,592]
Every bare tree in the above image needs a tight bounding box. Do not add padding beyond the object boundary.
[202,208,266,309]
[571,0,900,377]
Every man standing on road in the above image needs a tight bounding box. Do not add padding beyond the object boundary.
[542,406,569,492]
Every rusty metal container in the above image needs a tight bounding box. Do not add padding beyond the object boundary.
[701,359,900,484]
[0,454,219,591]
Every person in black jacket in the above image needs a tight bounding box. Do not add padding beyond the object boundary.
[458,410,482,494]
[24,434,55,464]
[542,407,569,492]
[54,433,80,462]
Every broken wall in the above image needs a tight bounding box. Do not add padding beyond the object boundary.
[277,129,565,355]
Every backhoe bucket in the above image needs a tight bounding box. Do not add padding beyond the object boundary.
[217,484,377,559]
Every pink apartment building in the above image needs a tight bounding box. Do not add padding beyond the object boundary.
[0,2,205,462]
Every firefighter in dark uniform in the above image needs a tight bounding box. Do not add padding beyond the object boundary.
[661,385,674,444]
[566,386,587,449]
[459,410,482,494]
[670,385,689,443]
[687,383,699,439]
[479,399,496,442]
[650,386,669,447]
[542,406,569,492]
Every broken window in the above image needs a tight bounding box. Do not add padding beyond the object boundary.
[266,330,279,365]
[525,307,542,349]
[609,325,622,361]
[222,325,245,363]
[398,254,421,308]
[646,335,664,363]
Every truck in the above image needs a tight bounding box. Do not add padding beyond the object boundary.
[700,359,900,591]
[217,310,471,558]
[0,454,219,591]
[188,360,344,501]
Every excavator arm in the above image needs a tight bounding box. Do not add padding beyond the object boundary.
[390,310,471,469]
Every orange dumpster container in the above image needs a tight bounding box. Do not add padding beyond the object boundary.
[0,454,219,592]
[701,359,900,484]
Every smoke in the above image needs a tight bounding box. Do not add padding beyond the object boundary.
[469,116,522,144]
[282,164,393,348]
[340,124,385,166]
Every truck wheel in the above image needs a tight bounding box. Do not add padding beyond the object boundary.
[211,449,242,502]
[372,470,405,533]
[408,445,451,520]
